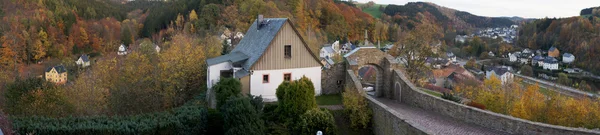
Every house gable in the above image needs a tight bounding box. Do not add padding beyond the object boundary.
[251,21,321,70]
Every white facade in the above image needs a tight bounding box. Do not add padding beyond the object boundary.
[509,53,517,62]
[250,67,322,102]
[486,71,514,85]
[75,57,90,67]
[206,62,233,89]
[320,47,335,58]
[543,63,559,70]
[118,44,128,55]
[563,55,574,63]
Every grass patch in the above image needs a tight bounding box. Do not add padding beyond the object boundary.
[358,4,386,19]
[316,94,343,105]
[420,88,443,97]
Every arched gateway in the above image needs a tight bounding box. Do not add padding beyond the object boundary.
[344,47,401,100]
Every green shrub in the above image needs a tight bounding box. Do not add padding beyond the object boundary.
[342,88,372,129]
[275,76,317,121]
[11,106,208,135]
[220,96,265,135]
[207,109,224,135]
[248,94,264,113]
[296,108,337,135]
[214,78,242,108]
[441,92,461,103]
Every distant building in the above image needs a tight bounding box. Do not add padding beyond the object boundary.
[488,51,495,57]
[532,55,544,67]
[486,67,513,85]
[509,52,518,62]
[321,57,335,69]
[75,54,90,68]
[45,65,68,84]
[320,45,336,58]
[548,46,560,58]
[446,52,456,63]
[118,44,128,55]
[562,53,575,63]
[543,57,559,70]
[155,44,161,53]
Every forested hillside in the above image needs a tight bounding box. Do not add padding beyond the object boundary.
[518,16,600,74]
[382,2,515,31]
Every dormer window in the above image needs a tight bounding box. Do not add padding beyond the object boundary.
[284,45,291,58]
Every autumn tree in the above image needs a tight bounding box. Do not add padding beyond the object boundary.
[121,27,133,46]
[557,73,571,86]
[390,22,440,82]
[520,65,533,76]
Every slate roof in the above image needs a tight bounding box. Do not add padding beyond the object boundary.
[533,55,544,61]
[206,52,249,66]
[322,45,335,54]
[46,65,67,73]
[549,46,557,51]
[544,57,558,64]
[563,53,574,57]
[488,67,509,76]
[80,54,89,62]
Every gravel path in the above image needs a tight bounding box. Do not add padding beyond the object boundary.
[376,98,509,135]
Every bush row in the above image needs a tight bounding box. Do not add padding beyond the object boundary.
[11,106,208,135]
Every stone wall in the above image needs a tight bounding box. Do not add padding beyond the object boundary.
[321,62,346,94]
[345,70,430,135]
[393,70,600,135]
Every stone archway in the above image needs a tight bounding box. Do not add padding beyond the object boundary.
[344,47,400,98]
[358,64,384,96]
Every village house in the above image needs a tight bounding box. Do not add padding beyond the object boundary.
[75,54,91,68]
[488,51,495,57]
[118,44,128,55]
[45,65,68,84]
[320,43,338,58]
[543,57,559,70]
[320,57,335,69]
[509,52,518,62]
[532,55,544,67]
[446,52,456,63]
[206,16,323,102]
[340,42,355,54]
[486,67,513,85]
[562,53,575,63]
[548,46,560,57]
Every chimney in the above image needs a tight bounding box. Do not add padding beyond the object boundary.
[257,15,264,29]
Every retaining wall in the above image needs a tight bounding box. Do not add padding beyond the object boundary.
[393,70,600,135]
[345,70,429,135]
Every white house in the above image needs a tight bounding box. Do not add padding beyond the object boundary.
[532,55,544,67]
[206,17,323,102]
[543,57,559,70]
[75,54,90,68]
[563,53,575,63]
[509,52,518,62]
[118,44,128,55]
[446,52,456,63]
[155,44,161,53]
[320,45,336,58]
[486,67,513,85]
[488,51,495,57]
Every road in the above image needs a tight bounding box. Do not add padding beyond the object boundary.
[514,74,596,98]
[376,98,508,135]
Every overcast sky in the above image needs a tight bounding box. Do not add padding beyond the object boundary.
[354,0,600,18]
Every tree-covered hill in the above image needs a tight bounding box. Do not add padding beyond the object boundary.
[383,2,515,30]
[518,16,600,74]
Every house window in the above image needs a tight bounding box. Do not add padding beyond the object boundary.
[284,45,291,58]
[263,74,270,83]
[284,73,291,82]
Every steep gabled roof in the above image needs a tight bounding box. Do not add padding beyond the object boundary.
[80,54,89,62]
[46,65,67,73]
[206,52,249,66]
[228,18,321,69]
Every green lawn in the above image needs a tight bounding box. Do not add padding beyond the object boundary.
[316,94,343,105]
[359,4,386,19]
[420,88,443,97]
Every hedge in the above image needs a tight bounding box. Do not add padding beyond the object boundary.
[11,106,208,135]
